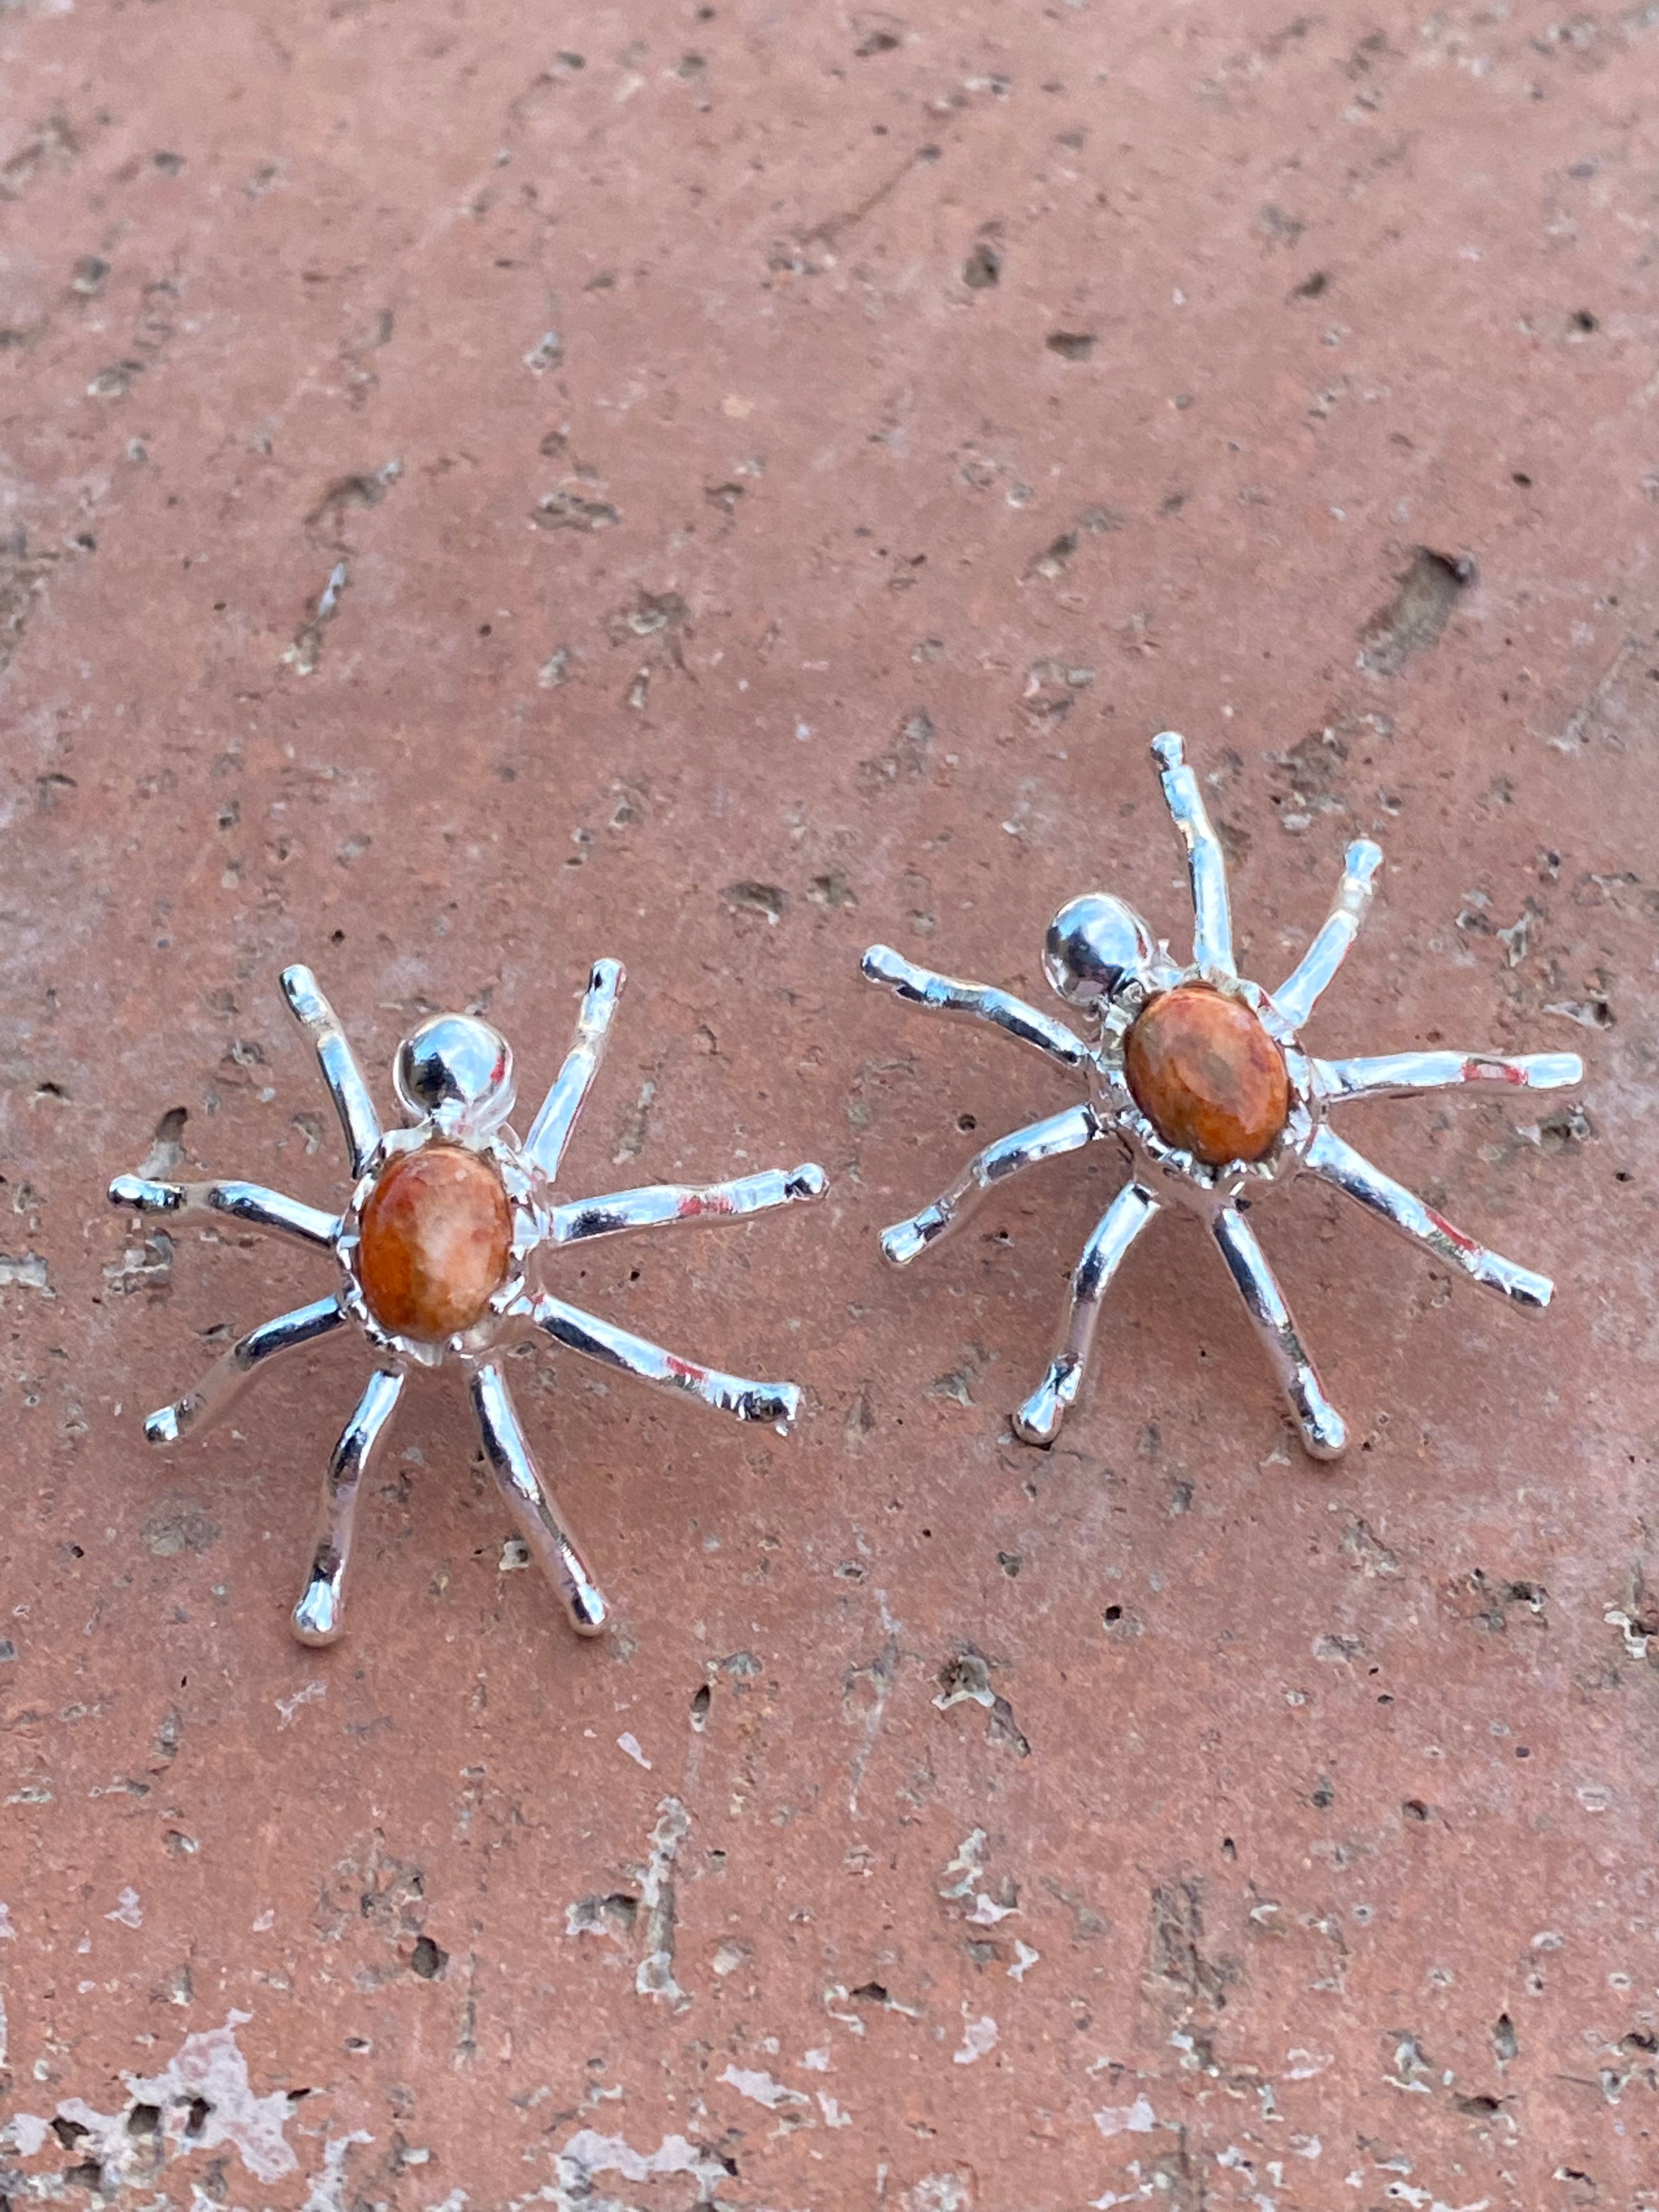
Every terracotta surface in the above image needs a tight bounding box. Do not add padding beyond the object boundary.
[1,2,1654,2206]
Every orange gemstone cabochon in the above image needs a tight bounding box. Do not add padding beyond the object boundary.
[357,1145,514,1340]
[1123,984,1290,1167]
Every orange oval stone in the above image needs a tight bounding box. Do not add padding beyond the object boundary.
[1124,984,1290,1166]
[358,1145,513,1340]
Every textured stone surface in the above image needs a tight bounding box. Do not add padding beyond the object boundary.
[358,1146,513,1342]
[1,2,1655,2207]
[1125,985,1290,1165]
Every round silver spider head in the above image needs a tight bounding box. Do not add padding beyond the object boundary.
[394,1014,516,1138]
[1043,894,1158,1013]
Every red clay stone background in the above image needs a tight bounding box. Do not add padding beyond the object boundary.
[2,2,1655,2205]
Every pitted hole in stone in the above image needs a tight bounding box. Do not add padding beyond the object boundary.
[691,1683,711,1730]
[140,1105,188,1177]
[126,2104,162,2140]
[183,2096,212,2141]
[410,1934,448,1979]
[52,2117,90,2151]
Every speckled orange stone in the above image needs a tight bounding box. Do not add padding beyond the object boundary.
[357,1144,513,1339]
[1124,984,1290,1166]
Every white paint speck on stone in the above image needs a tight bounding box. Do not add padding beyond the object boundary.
[551,2131,729,2207]
[617,1732,652,1769]
[1008,1941,1040,1982]
[953,2015,998,2066]
[1093,2094,1157,2136]
[719,2064,808,2111]
[105,1886,143,1928]
[274,1679,326,1729]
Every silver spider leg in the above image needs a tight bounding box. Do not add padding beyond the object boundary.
[527,1290,801,1427]
[470,1360,608,1635]
[1012,1182,1160,1445]
[1210,1209,1347,1459]
[144,1295,346,1444]
[292,1367,405,1646]
[1268,840,1383,1034]
[1306,1125,1553,1307]
[860,944,1090,1071]
[1316,1050,1583,1105]
[881,1102,1100,1267]
[526,959,625,1180]
[551,1163,826,1246]
[280,964,382,1178]
[1152,731,1235,978]
[110,1173,338,1252]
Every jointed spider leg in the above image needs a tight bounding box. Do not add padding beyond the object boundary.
[860,945,1090,1073]
[1305,1124,1553,1307]
[1012,1183,1160,1445]
[1211,1209,1347,1459]
[110,1174,339,1252]
[1152,732,1235,979]
[1314,1050,1583,1105]
[526,1289,801,1427]
[470,1359,608,1635]
[280,966,382,1180]
[144,1295,346,1445]
[551,1163,826,1247]
[1267,840,1383,1035]
[291,1367,404,1646]
[526,959,625,1181]
[880,1103,1099,1267]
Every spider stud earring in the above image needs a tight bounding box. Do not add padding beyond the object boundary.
[110,963,826,1645]
[862,732,1582,1459]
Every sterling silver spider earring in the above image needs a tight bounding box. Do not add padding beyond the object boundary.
[862,732,1582,1459]
[110,962,826,1645]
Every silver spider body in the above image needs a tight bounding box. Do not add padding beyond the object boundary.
[111,962,826,1645]
[862,732,1582,1459]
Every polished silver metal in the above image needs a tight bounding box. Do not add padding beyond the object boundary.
[524,1290,802,1427]
[551,1163,826,1248]
[1152,730,1235,978]
[470,1359,608,1636]
[279,965,382,1178]
[292,1366,404,1646]
[110,960,826,1647]
[143,1296,347,1445]
[1313,1049,1581,1104]
[108,1173,339,1252]
[526,958,624,1177]
[1266,839,1381,1035]
[1012,1180,1159,1446]
[1042,894,1159,1013]
[862,732,1583,1459]
[860,944,1089,1071]
[394,1013,516,1138]
[1304,1124,1553,1308]
[879,1102,1098,1267]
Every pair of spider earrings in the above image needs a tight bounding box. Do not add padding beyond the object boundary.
[111,735,1582,1650]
